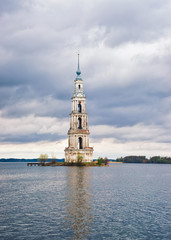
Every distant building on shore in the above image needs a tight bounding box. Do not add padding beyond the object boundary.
[65,53,93,162]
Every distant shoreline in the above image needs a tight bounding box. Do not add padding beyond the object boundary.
[1,155,171,164]
[0,158,170,164]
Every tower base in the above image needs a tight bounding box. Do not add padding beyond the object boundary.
[65,148,93,163]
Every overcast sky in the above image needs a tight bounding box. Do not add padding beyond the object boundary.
[0,0,171,159]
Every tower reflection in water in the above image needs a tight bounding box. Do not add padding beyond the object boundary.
[65,167,93,239]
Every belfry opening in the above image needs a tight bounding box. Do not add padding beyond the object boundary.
[78,137,83,149]
[78,103,81,113]
[78,118,82,129]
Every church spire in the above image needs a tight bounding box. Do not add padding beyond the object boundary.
[76,51,81,79]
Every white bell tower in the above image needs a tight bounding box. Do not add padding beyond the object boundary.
[65,53,93,162]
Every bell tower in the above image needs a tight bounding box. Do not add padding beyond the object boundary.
[65,53,93,162]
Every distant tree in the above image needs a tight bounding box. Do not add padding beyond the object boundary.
[123,156,146,163]
[97,157,103,166]
[116,157,123,162]
[149,156,163,163]
[148,156,171,164]
[115,156,171,164]
[103,157,109,165]
[164,157,171,164]
[38,154,48,165]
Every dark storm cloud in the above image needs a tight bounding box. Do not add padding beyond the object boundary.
[87,71,171,127]
[0,61,39,87]
[94,0,171,45]
[0,56,72,118]
[1,132,63,143]
[0,0,23,15]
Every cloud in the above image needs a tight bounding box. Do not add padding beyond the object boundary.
[90,123,171,143]
[0,0,24,15]
[0,139,67,159]
[0,114,68,142]
[0,94,70,118]
[97,0,171,45]
[92,138,171,159]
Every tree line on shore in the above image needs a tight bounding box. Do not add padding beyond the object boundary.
[115,156,171,164]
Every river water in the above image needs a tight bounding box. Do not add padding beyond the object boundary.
[0,163,170,240]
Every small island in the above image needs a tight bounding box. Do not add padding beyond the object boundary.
[35,154,109,167]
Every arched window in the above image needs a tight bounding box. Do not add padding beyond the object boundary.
[78,85,81,89]
[78,117,82,129]
[78,137,83,149]
[78,103,81,113]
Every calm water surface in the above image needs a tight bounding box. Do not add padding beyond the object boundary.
[0,163,170,240]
